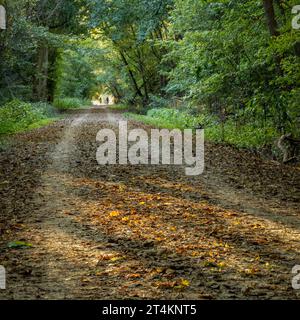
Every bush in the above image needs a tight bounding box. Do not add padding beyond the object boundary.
[0,100,37,134]
[53,97,90,110]
[0,100,57,135]
[148,95,170,109]
[205,121,278,149]
[31,102,57,118]
[146,108,214,129]
[125,108,206,130]
[126,107,280,150]
[109,104,129,111]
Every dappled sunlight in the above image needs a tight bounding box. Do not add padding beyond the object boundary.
[1,107,299,299]
[123,173,300,230]
[67,175,300,246]
[39,174,298,298]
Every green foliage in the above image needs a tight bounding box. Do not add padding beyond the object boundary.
[165,0,300,136]
[126,107,212,130]
[53,97,90,110]
[31,102,58,118]
[0,100,57,134]
[205,121,278,149]
[7,241,33,249]
[88,0,173,106]
[125,112,178,130]
[86,0,299,148]
[54,45,101,100]
[148,95,171,110]
[126,107,280,149]
[0,0,89,104]
[146,108,206,128]
[1,0,299,151]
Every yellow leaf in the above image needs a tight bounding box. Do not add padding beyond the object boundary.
[119,184,126,191]
[109,211,120,217]
[244,267,259,275]
[181,279,190,287]
[125,273,141,279]
[110,256,124,262]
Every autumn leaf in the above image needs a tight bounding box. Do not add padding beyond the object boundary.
[244,267,259,275]
[125,273,142,279]
[181,279,190,287]
[109,211,121,217]
[98,254,115,261]
[217,262,225,269]
[110,256,124,262]
[118,184,126,191]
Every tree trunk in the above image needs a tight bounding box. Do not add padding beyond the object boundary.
[119,50,144,100]
[112,84,122,102]
[262,0,279,37]
[34,44,49,101]
[46,47,58,102]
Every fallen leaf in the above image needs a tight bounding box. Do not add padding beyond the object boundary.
[109,211,121,217]
[181,279,190,287]
[7,241,32,249]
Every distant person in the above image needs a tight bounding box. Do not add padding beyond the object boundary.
[99,97,102,104]
[106,97,109,105]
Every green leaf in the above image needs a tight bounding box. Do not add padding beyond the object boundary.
[7,241,33,249]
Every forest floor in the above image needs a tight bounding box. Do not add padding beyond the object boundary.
[0,106,299,299]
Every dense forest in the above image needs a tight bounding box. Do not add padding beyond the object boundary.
[1,0,300,153]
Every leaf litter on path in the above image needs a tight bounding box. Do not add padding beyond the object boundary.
[0,108,299,299]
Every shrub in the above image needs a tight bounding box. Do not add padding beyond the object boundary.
[148,95,170,109]
[31,102,57,118]
[53,97,90,110]
[126,107,280,150]
[146,108,214,129]
[0,100,57,135]
[0,100,38,134]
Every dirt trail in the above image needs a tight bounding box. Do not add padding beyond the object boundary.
[0,107,299,299]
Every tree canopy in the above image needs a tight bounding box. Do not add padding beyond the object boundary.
[0,0,299,142]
